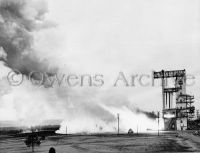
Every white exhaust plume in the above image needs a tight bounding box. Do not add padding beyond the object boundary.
[0,76,164,132]
[0,0,164,133]
[57,105,164,134]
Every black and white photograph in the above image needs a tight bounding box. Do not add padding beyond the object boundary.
[0,0,200,152]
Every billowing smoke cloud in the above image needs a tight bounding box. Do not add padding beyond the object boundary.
[0,0,56,75]
[0,0,163,134]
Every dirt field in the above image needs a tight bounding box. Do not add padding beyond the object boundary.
[1,131,200,153]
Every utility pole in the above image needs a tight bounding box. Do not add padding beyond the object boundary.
[117,113,119,135]
[157,112,160,136]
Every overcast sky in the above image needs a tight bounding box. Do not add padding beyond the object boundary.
[42,0,200,110]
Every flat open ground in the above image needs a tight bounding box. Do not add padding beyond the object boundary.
[1,131,200,153]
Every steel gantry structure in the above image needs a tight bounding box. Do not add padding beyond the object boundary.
[153,70,195,130]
